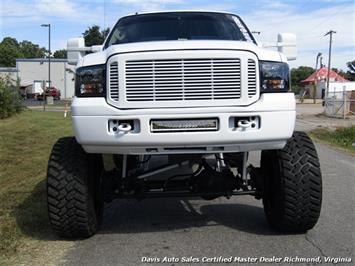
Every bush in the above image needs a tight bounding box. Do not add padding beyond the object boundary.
[0,75,23,119]
[291,85,303,95]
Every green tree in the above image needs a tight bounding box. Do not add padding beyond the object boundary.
[2,37,20,48]
[332,63,355,81]
[345,60,355,81]
[347,61,355,73]
[83,25,110,46]
[0,37,23,67]
[101,28,110,39]
[290,66,314,94]
[19,40,46,58]
[0,37,47,67]
[53,49,67,58]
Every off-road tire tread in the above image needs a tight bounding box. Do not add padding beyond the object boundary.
[261,131,322,232]
[47,137,102,238]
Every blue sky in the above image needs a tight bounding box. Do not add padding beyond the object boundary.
[0,0,354,69]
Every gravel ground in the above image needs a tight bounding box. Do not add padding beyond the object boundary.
[295,103,354,132]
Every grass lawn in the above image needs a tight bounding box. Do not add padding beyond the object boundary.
[0,110,72,264]
[310,126,355,154]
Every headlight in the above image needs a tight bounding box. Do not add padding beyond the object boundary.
[260,61,289,92]
[75,64,105,97]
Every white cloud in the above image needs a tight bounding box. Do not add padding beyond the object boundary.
[35,0,78,17]
[263,0,293,10]
[243,3,355,70]
[114,0,182,3]
[112,0,184,11]
[0,0,103,27]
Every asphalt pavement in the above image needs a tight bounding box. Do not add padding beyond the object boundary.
[61,142,354,266]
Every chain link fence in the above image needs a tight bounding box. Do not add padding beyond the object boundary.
[324,90,355,118]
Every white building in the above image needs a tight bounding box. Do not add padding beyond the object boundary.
[14,58,75,99]
[0,67,18,80]
[327,81,355,99]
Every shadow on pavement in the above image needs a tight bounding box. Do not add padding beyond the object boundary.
[16,181,284,241]
[99,198,283,236]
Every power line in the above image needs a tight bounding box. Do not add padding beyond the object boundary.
[302,5,346,37]
[264,0,315,26]
[262,4,347,40]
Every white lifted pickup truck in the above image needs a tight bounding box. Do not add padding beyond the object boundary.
[47,11,322,238]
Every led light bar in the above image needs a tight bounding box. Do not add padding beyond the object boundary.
[151,119,219,133]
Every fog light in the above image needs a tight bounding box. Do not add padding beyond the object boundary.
[151,119,218,132]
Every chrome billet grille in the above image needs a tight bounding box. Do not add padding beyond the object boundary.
[109,62,119,101]
[247,59,257,98]
[125,58,241,102]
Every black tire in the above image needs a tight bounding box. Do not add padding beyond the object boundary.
[261,131,322,233]
[47,137,104,238]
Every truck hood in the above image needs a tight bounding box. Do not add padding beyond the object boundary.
[80,40,285,67]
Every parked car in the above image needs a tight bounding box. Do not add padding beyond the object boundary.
[37,87,61,100]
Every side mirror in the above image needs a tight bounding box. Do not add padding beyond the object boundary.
[67,37,87,65]
[277,33,297,61]
[91,45,103,53]
[67,38,104,65]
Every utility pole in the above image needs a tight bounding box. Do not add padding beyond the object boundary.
[41,23,51,110]
[324,30,336,98]
[48,24,51,108]
[314,52,322,104]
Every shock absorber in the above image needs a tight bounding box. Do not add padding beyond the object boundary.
[215,153,226,172]
[241,152,249,189]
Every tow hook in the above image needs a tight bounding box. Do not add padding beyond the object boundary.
[117,123,132,133]
[109,120,134,133]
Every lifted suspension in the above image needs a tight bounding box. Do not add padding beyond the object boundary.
[103,152,264,201]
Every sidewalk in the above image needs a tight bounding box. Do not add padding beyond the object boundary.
[27,105,68,112]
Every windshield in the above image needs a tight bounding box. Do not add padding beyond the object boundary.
[105,12,255,48]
